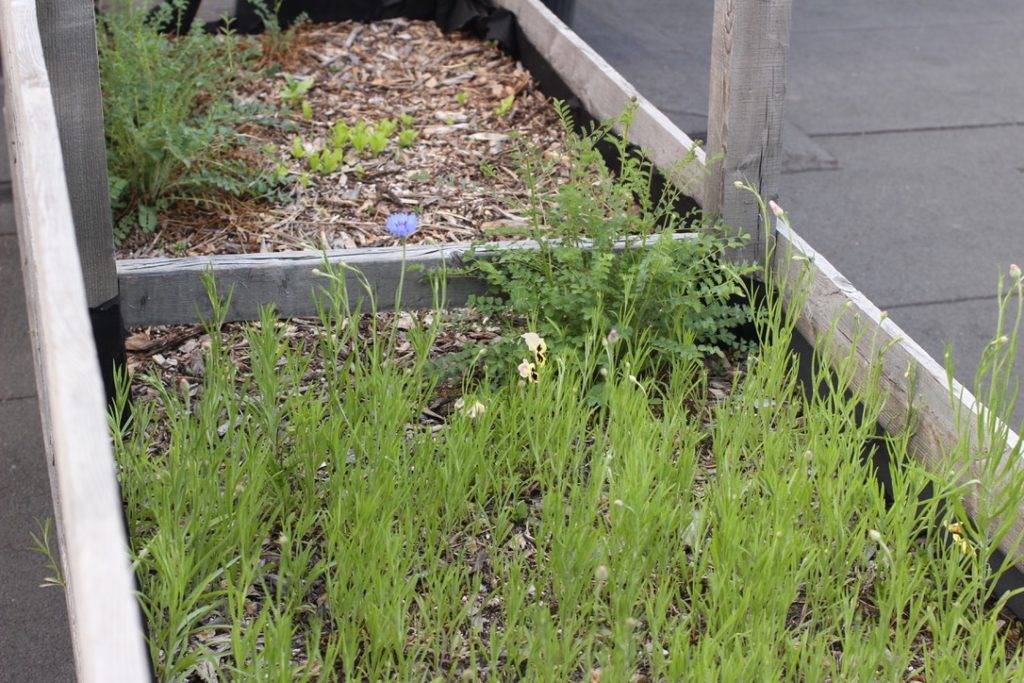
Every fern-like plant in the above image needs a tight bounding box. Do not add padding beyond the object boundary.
[462,101,754,378]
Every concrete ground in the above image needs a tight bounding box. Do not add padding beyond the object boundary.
[574,0,1024,423]
[0,78,76,680]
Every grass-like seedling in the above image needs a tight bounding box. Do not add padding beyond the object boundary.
[111,207,1024,679]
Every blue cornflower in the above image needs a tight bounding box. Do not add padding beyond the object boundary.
[386,213,419,239]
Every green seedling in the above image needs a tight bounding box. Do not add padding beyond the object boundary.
[307,149,323,173]
[300,99,313,121]
[280,75,314,104]
[291,135,306,159]
[375,118,398,139]
[367,132,389,156]
[331,121,350,148]
[398,113,415,128]
[321,147,344,173]
[349,120,370,154]
[496,94,515,117]
[397,129,418,149]
[455,90,470,105]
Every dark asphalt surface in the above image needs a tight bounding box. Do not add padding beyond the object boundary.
[574,0,1024,423]
[0,76,76,681]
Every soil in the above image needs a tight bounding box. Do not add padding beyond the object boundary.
[116,19,574,259]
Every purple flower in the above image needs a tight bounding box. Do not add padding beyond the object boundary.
[386,213,419,239]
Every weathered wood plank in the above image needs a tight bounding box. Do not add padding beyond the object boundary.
[36,0,118,308]
[119,243,484,326]
[705,0,792,263]
[0,0,150,679]
[774,216,1024,568]
[494,0,707,206]
[117,234,704,326]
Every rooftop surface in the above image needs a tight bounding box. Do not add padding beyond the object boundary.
[1,1,1022,678]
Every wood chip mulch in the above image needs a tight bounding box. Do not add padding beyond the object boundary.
[117,19,574,259]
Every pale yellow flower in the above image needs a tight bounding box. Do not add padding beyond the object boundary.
[521,332,547,365]
[518,358,538,383]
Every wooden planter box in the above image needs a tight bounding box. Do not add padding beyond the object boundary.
[3,0,1022,679]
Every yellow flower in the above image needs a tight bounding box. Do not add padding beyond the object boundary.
[521,332,547,366]
[517,358,538,383]
[945,520,975,557]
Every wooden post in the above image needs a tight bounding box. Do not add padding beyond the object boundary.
[36,0,125,401]
[704,0,792,264]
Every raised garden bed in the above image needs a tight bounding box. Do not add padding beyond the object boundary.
[4,0,1024,680]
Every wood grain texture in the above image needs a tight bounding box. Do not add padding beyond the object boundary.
[0,0,150,678]
[36,0,118,307]
[705,0,792,260]
[494,0,707,206]
[118,243,485,326]
[774,218,1024,568]
[117,234,703,326]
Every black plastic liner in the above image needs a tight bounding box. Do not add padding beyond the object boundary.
[229,0,516,49]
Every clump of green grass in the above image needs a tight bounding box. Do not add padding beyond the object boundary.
[97,0,276,245]
[111,237,1024,679]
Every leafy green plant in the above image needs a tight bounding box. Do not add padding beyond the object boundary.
[462,101,753,376]
[495,94,515,117]
[367,131,389,156]
[248,0,307,62]
[375,118,398,140]
[98,0,273,245]
[331,120,350,148]
[397,129,418,149]
[279,74,315,105]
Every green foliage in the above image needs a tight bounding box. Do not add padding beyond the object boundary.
[279,74,315,105]
[495,94,515,117]
[248,0,307,61]
[98,0,277,246]
[463,101,754,375]
[396,129,419,148]
[112,261,1024,679]
[29,517,65,589]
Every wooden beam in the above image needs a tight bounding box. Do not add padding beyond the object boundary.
[704,0,792,264]
[118,243,486,326]
[774,217,1024,569]
[493,0,707,206]
[0,0,150,679]
[117,234,704,326]
[36,0,118,308]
